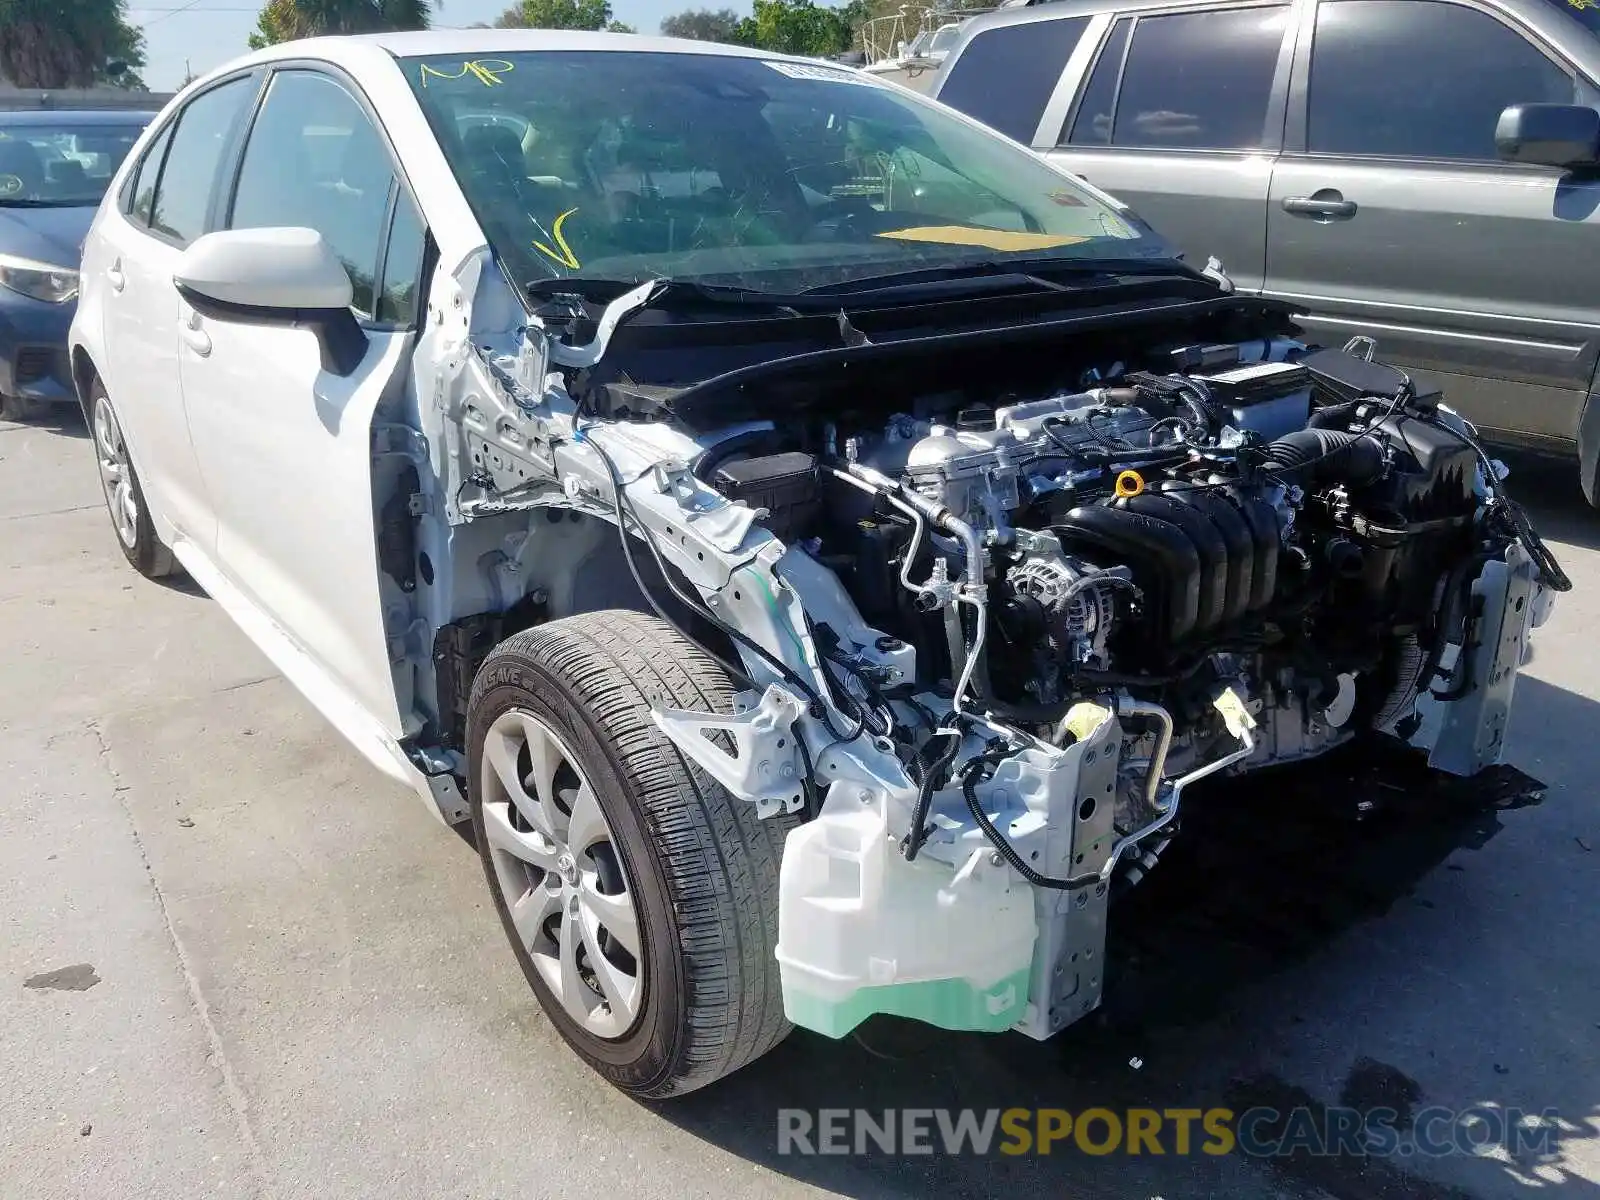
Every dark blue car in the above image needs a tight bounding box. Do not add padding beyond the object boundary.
[0,108,152,421]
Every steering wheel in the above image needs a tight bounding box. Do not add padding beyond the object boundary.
[805,194,883,241]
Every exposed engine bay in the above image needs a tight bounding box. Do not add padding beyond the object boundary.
[407,264,1567,1042]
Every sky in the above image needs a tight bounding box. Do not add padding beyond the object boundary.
[130,0,729,90]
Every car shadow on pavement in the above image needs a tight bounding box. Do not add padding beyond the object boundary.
[1499,449,1599,555]
[652,688,1600,1199]
[1,406,89,440]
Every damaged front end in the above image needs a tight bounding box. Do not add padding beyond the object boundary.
[397,247,1564,1045]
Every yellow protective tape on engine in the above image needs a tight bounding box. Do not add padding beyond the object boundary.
[874,226,1093,252]
[1062,701,1113,743]
[1213,687,1258,739]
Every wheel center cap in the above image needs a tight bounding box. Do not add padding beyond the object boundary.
[556,851,578,886]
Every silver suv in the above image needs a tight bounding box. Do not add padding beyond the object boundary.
[931,0,1600,505]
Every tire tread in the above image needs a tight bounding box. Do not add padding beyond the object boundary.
[471,610,794,1096]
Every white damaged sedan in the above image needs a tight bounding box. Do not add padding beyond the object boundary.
[70,31,1564,1097]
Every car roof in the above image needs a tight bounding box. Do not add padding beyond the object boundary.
[242,28,816,69]
[947,0,1592,37]
[937,0,1600,86]
[0,108,156,126]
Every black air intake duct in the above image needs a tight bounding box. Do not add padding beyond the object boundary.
[1260,429,1386,487]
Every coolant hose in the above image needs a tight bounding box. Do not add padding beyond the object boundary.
[1261,428,1386,486]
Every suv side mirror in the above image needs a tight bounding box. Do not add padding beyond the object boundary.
[1495,103,1600,169]
[174,227,368,376]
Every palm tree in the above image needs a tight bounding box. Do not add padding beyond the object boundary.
[249,0,436,49]
[0,0,146,89]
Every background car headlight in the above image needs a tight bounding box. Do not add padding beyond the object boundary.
[0,253,79,304]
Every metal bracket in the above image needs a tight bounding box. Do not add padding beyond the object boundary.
[405,744,470,824]
[652,684,808,818]
[371,422,429,462]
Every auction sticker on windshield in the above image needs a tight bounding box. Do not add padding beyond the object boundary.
[762,60,877,85]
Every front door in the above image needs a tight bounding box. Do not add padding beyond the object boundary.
[177,67,430,737]
[1264,0,1600,443]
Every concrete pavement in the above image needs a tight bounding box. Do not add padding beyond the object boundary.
[2,409,1597,1199]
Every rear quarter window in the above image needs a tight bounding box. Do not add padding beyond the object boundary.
[939,17,1092,143]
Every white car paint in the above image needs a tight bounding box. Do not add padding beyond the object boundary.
[68,31,910,823]
[175,226,354,311]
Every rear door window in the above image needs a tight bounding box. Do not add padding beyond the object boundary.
[126,122,173,224]
[938,17,1092,143]
[1077,6,1290,150]
[1307,0,1575,160]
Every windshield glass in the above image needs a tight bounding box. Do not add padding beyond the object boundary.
[927,24,962,55]
[406,51,1169,294]
[0,119,145,206]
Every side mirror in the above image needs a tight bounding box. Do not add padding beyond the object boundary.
[1495,103,1600,170]
[174,227,368,376]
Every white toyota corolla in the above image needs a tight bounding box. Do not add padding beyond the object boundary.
[71,30,1560,1097]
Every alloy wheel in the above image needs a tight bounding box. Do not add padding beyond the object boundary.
[92,395,138,549]
[479,708,644,1039]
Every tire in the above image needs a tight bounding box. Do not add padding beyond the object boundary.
[467,610,797,1098]
[88,380,177,580]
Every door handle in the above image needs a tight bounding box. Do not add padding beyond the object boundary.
[106,260,126,293]
[181,312,212,358]
[1282,193,1358,220]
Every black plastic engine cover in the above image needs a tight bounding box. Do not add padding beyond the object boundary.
[1334,414,1480,622]
[1360,413,1479,523]
[1157,487,1257,623]
[714,451,821,542]
[1216,487,1283,610]
[1053,503,1203,644]
[1113,493,1231,630]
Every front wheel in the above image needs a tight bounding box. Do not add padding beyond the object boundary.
[467,610,796,1098]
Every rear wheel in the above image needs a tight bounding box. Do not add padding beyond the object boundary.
[90,382,176,579]
[467,610,796,1098]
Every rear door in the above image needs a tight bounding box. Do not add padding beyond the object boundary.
[92,74,258,553]
[1047,2,1297,291]
[1265,0,1600,442]
[176,66,431,737]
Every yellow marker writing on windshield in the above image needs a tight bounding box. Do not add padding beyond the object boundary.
[419,59,515,88]
[532,208,582,271]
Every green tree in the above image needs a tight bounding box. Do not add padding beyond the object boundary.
[0,0,147,89]
[248,0,436,50]
[731,0,863,56]
[493,0,612,29]
[659,6,740,41]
